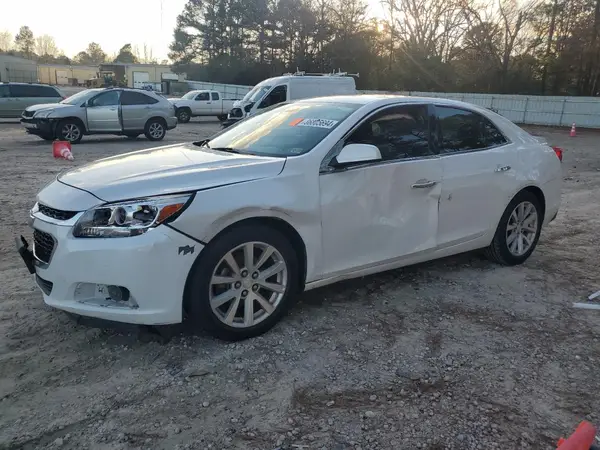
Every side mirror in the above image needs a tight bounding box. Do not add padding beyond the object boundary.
[331,143,382,168]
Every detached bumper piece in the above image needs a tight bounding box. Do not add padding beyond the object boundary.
[20,118,54,136]
[15,235,35,274]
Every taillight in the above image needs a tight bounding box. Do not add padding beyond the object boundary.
[552,146,563,162]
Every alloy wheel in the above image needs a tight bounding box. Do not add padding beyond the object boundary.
[62,124,80,142]
[149,123,164,139]
[505,201,538,256]
[209,241,288,328]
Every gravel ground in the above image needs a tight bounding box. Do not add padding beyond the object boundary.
[0,120,599,450]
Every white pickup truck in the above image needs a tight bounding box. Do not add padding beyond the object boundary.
[169,90,238,123]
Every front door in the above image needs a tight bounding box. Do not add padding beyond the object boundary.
[319,104,442,276]
[86,90,121,132]
[434,105,519,247]
[192,91,212,115]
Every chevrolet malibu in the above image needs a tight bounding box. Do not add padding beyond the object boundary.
[16,95,562,341]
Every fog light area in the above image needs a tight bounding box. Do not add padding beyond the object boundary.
[74,283,138,309]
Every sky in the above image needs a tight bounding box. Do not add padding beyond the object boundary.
[0,0,386,61]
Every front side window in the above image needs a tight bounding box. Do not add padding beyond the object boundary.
[437,106,506,153]
[258,85,287,109]
[88,91,120,107]
[242,85,271,103]
[211,92,220,101]
[346,105,432,161]
[204,101,359,157]
[195,92,209,101]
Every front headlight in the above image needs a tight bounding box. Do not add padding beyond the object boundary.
[34,111,52,119]
[72,194,193,238]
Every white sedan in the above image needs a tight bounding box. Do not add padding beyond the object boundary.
[17,95,562,340]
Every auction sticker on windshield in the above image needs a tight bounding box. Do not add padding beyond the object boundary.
[290,118,339,129]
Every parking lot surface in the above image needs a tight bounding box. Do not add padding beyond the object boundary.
[0,120,599,450]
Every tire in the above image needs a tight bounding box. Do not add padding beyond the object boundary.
[217,114,227,122]
[177,108,191,123]
[485,190,543,266]
[56,120,83,144]
[144,118,166,141]
[125,133,139,139]
[186,224,299,341]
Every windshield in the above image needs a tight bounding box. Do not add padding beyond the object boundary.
[60,90,96,105]
[242,85,271,103]
[182,91,198,100]
[205,101,360,157]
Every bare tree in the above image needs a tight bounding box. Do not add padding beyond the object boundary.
[0,30,12,52]
[35,35,59,57]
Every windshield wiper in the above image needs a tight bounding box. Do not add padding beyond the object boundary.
[211,147,245,154]
[193,139,210,147]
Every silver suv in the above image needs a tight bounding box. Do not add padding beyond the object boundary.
[20,88,178,144]
[0,83,64,118]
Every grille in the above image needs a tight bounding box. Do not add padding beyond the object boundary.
[35,275,53,295]
[38,204,78,221]
[230,108,243,118]
[33,229,55,264]
[22,110,34,118]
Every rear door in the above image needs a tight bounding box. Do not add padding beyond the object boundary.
[210,92,221,114]
[434,105,518,247]
[0,85,13,118]
[86,90,121,132]
[120,90,159,131]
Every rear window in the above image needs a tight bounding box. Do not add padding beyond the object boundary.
[205,101,360,157]
[121,91,158,105]
[9,85,61,98]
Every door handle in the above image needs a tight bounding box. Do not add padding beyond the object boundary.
[207,102,212,104]
[411,180,438,189]
[495,165,511,172]
[109,107,117,111]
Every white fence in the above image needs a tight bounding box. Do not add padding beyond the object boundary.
[184,80,600,127]
[361,90,600,128]
[186,80,251,99]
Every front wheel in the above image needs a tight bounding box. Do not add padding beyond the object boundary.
[177,109,191,123]
[217,114,227,122]
[57,120,83,144]
[485,190,543,266]
[144,119,166,141]
[186,224,299,341]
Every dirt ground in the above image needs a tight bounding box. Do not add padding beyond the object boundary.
[0,119,599,450]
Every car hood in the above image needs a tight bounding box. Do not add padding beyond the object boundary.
[57,143,286,202]
[25,103,71,112]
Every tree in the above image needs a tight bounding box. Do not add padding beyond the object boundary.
[86,42,107,64]
[14,26,35,58]
[134,44,157,64]
[0,30,12,52]
[113,43,139,63]
[35,35,59,57]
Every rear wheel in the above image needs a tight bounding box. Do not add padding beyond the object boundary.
[57,120,83,144]
[144,118,166,141]
[485,190,543,266]
[186,224,299,341]
[177,109,191,123]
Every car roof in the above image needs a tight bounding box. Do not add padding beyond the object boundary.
[0,82,57,87]
[297,94,493,113]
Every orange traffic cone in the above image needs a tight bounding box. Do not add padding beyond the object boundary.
[570,123,577,137]
[556,421,597,449]
[52,141,74,161]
